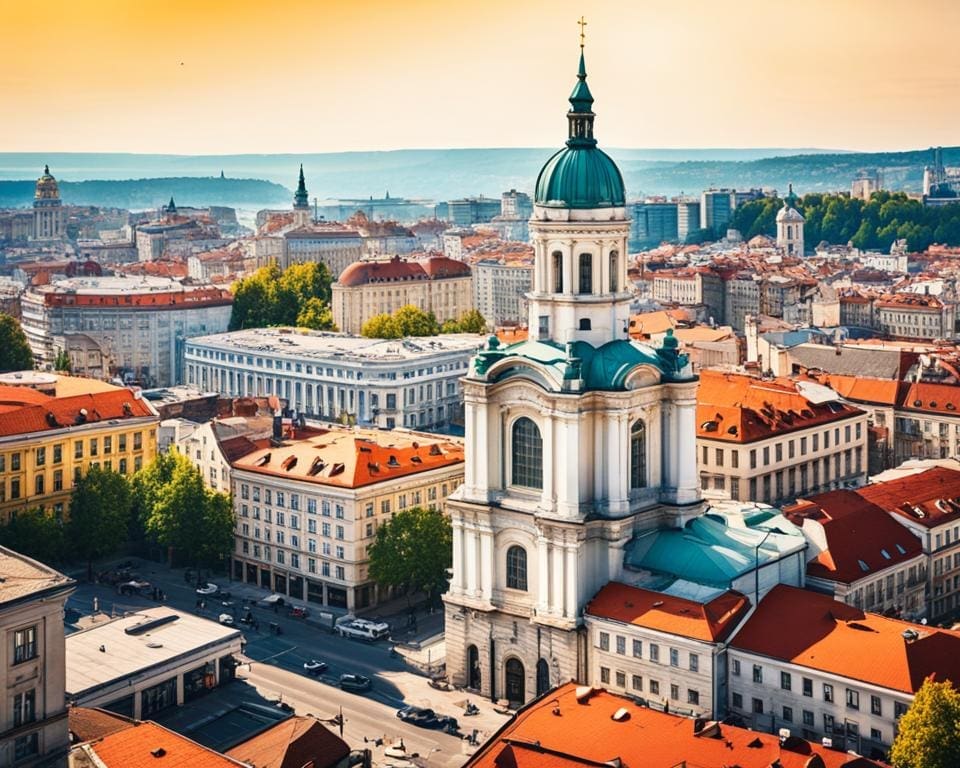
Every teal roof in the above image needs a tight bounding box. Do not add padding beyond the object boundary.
[568,51,593,113]
[294,164,309,209]
[535,146,625,209]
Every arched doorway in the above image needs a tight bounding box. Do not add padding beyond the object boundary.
[505,658,525,706]
[467,645,481,690]
[536,658,550,697]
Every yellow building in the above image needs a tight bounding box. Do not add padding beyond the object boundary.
[0,372,159,523]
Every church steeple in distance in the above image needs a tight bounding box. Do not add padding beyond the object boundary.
[294,164,309,210]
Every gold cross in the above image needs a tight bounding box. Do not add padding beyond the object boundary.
[578,16,587,49]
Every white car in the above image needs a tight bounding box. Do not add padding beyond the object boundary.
[196,583,219,596]
[218,613,234,626]
[335,619,390,642]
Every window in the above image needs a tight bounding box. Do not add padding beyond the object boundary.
[335,565,344,580]
[871,695,882,716]
[802,677,813,697]
[14,733,38,761]
[615,670,626,688]
[74,441,83,459]
[630,420,647,489]
[823,683,834,703]
[894,702,908,719]
[649,679,659,695]
[782,705,793,723]
[616,636,626,655]
[512,418,543,489]
[104,436,112,454]
[578,253,592,294]
[53,444,62,464]
[632,674,642,691]
[752,698,764,714]
[871,728,882,742]
[670,684,679,700]
[506,546,528,590]
[649,644,659,663]
[780,671,792,691]
[732,659,741,676]
[599,632,610,651]
[732,692,743,709]
[689,653,699,672]
[13,626,37,664]
[824,714,835,733]
[600,666,610,684]
[13,689,35,728]
[35,447,45,467]
[846,689,859,710]
[119,434,127,451]
[133,432,142,450]
[632,639,642,658]
[803,710,814,726]
[669,648,679,667]
[687,689,700,706]
[552,251,563,293]
[752,664,763,684]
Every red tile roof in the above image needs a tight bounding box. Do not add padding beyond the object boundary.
[86,721,246,768]
[337,254,470,287]
[857,466,960,529]
[585,583,749,642]
[0,386,155,438]
[226,716,349,768]
[900,381,960,416]
[69,706,134,743]
[466,682,882,768]
[731,585,960,694]
[696,370,862,444]
[784,490,923,584]
[815,374,903,406]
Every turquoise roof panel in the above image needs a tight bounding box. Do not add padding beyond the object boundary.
[534,146,625,209]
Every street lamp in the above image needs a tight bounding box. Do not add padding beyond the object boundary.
[754,529,773,607]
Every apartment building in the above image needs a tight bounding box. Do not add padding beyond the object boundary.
[230,425,464,611]
[0,546,75,767]
[331,254,473,335]
[0,372,158,524]
[184,328,479,431]
[784,490,927,620]
[472,259,532,326]
[697,371,868,506]
[281,225,364,277]
[584,583,749,719]
[728,585,960,759]
[875,294,956,340]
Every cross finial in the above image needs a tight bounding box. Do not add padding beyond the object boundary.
[578,16,587,50]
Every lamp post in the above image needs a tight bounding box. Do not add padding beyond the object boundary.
[755,530,773,607]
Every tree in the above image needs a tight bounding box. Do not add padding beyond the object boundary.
[441,309,487,334]
[0,508,68,565]
[134,453,235,571]
[394,305,439,337]
[890,677,960,768]
[68,465,133,580]
[0,314,34,373]
[368,507,452,605]
[53,348,72,373]
[230,261,333,331]
[296,297,336,331]
[361,313,402,339]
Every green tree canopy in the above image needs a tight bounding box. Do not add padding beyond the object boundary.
[394,305,440,337]
[362,305,486,338]
[53,348,72,373]
[441,309,487,334]
[368,507,452,603]
[361,313,402,339]
[296,296,336,331]
[68,465,133,579]
[230,261,334,331]
[890,677,960,768]
[134,452,235,569]
[0,508,68,565]
[0,314,34,373]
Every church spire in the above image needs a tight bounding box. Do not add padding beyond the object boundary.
[294,164,309,210]
[567,19,596,148]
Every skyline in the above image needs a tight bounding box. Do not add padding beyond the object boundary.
[3,0,959,155]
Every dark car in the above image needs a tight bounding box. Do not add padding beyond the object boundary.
[396,705,458,732]
[339,674,372,693]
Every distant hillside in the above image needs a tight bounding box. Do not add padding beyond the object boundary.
[0,146,954,208]
[0,176,290,211]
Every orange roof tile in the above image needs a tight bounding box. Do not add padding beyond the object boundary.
[0,386,155,438]
[226,716,349,768]
[585,583,749,642]
[815,374,902,406]
[731,585,960,694]
[466,682,881,768]
[69,706,134,743]
[87,721,246,768]
[900,381,960,416]
[857,466,960,529]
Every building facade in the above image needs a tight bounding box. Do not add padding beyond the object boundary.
[332,255,473,335]
[230,425,464,611]
[443,48,701,707]
[0,547,75,768]
[776,186,804,256]
[472,259,533,327]
[32,166,64,241]
[184,328,479,430]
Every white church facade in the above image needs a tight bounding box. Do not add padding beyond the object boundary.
[442,46,704,706]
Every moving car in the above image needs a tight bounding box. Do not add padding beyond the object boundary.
[334,619,390,642]
[259,593,285,606]
[196,583,219,596]
[303,659,328,676]
[339,674,371,693]
[218,613,234,626]
[396,706,458,732]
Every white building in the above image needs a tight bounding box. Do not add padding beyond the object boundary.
[184,328,481,431]
[443,47,702,707]
[776,185,804,257]
[472,259,533,327]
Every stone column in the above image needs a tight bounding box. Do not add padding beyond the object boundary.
[537,535,550,615]
[479,526,494,602]
[675,397,700,504]
[452,519,465,594]
[541,416,554,510]
[564,543,577,619]
[550,543,564,615]
[464,527,478,596]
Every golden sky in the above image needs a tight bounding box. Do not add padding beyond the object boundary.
[3,0,958,153]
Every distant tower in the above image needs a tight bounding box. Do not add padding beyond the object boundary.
[776,183,804,257]
[33,165,63,240]
[163,197,178,220]
[293,164,311,227]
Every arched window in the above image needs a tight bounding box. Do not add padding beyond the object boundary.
[511,417,543,489]
[578,253,592,294]
[506,546,528,591]
[467,645,481,690]
[536,658,550,696]
[630,419,647,489]
[609,251,618,293]
[552,251,563,293]
[505,658,525,705]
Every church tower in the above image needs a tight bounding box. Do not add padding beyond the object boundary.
[776,183,804,257]
[33,165,63,240]
[442,36,700,707]
[293,164,311,227]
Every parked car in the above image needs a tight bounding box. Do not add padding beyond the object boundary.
[289,606,309,618]
[396,706,458,732]
[218,613,234,626]
[339,674,371,693]
[196,583,219,596]
[303,659,328,676]
[259,593,285,607]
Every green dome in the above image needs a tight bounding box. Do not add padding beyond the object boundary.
[535,146,625,209]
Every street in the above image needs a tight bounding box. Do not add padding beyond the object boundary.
[66,558,507,766]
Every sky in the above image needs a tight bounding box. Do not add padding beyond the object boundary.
[3,0,959,154]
